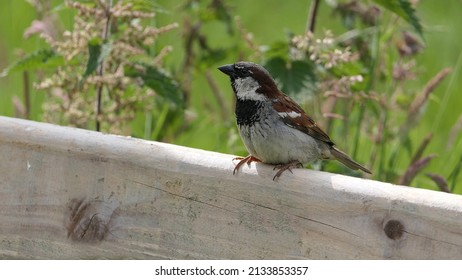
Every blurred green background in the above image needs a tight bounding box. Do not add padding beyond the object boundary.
[1,0,461,193]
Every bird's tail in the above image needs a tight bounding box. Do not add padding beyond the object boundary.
[330,146,372,174]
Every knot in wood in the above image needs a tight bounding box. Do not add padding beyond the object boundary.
[66,198,118,243]
[384,220,404,240]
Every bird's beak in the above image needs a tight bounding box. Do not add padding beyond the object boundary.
[218,64,235,77]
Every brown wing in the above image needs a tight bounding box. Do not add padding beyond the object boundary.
[272,93,334,146]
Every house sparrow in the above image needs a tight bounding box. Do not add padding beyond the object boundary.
[218,61,371,180]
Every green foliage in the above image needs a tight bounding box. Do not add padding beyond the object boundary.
[0,1,180,134]
[83,38,112,78]
[128,0,169,13]
[1,49,65,77]
[373,0,423,36]
[264,58,316,99]
[448,155,462,192]
[125,63,182,105]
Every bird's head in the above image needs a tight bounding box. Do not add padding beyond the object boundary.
[218,61,279,101]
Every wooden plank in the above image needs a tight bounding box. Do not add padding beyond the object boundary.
[0,116,461,259]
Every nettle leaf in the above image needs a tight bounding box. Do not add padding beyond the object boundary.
[331,61,364,77]
[265,41,289,61]
[125,64,183,105]
[373,0,423,37]
[83,38,112,78]
[264,57,317,99]
[1,49,64,77]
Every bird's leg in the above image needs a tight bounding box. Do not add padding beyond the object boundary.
[272,160,303,180]
[232,155,261,174]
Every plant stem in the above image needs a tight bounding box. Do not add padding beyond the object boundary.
[205,70,230,122]
[432,50,462,132]
[22,71,30,119]
[306,0,321,33]
[151,103,170,140]
[144,14,158,139]
[352,28,380,160]
[450,155,462,192]
[95,0,113,132]
[181,19,201,107]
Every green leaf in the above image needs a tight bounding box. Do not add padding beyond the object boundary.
[264,57,317,100]
[195,0,234,34]
[373,0,422,36]
[263,40,317,98]
[83,38,112,78]
[330,61,368,91]
[1,49,64,77]
[265,41,290,61]
[125,64,183,105]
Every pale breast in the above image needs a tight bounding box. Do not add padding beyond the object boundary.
[238,116,324,165]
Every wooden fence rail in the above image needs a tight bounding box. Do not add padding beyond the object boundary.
[0,116,461,259]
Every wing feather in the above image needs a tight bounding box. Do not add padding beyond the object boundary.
[272,94,334,146]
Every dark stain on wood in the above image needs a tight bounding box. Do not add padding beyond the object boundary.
[66,197,118,243]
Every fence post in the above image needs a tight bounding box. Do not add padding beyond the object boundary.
[1,116,461,259]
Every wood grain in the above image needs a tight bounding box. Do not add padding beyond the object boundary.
[1,116,462,259]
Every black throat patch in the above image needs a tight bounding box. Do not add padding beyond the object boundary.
[235,99,262,126]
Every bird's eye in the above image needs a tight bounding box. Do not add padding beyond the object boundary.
[236,67,250,77]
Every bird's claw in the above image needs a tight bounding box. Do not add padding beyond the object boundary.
[233,155,261,175]
[272,161,303,181]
